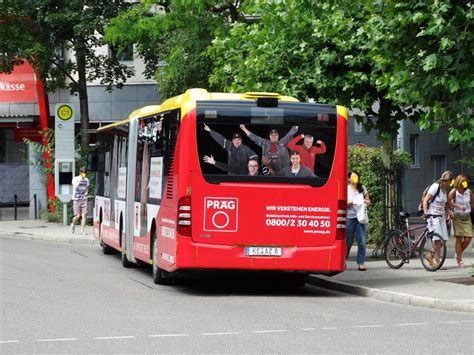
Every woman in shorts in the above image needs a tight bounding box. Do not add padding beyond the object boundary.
[448,174,473,268]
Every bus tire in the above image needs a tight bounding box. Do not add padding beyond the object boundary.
[120,218,136,268]
[152,235,173,285]
[121,247,136,268]
[99,212,116,255]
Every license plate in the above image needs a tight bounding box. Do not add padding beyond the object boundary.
[245,246,282,257]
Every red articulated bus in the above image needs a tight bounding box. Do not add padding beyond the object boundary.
[92,89,348,286]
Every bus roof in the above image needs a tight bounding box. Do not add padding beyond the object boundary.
[97,89,299,132]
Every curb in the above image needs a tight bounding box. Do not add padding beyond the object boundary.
[0,231,98,245]
[308,275,474,313]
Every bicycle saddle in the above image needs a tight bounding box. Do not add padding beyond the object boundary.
[398,211,410,218]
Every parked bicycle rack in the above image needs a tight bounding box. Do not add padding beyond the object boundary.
[0,194,38,221]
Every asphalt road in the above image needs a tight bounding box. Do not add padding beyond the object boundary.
[1,236,473,354]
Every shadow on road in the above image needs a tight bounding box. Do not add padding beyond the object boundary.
[133,263,345,298]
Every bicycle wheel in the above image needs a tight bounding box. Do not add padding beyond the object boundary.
[384,229,407,269]
[419,232,447,272]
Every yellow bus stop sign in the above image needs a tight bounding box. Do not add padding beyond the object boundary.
[57,104,73,121]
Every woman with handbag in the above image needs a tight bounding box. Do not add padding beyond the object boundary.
[346,171,371,271]
[448,174,473,268]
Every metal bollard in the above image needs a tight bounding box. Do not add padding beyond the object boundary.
[34,194,38,219]
[14,194,18,220]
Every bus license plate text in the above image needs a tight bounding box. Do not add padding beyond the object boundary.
[245,247,282,257]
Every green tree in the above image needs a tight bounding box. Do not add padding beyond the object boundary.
[209,0,409,169]
[367,0,473,146]
[104,0,243,100]
[0,0,135,150]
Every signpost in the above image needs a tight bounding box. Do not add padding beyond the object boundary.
[54,104,75,225]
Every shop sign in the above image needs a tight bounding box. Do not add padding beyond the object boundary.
[0,62,37,103]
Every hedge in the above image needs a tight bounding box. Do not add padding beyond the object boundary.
[348,145,411,245]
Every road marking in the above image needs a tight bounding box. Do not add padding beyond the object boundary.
[94,336,135,340]
[351,325,383,328]
[0,340,20,344]
[37,338,78,342]
[202,332,240,336]
[253,330,288,334]
[460,320,474,323]
[439,321,460,324]
[398,323,428,326]
[321,327,338,330]
[301,328,316,331]
[148,334,189,338]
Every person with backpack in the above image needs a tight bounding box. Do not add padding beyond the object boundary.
[448,174,473,268]
[422,170,454,269]
[346,170,370,271]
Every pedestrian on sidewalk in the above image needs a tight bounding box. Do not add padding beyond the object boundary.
[422,170,454,269]
[448,174,473,268]
[346,170,370,271]
[71,167,89,235]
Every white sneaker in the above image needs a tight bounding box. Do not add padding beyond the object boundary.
[70,223,75,234]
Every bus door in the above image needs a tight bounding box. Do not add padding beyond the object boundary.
[134,110,180,262]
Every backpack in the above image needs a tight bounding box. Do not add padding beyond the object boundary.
[418,183,440,212]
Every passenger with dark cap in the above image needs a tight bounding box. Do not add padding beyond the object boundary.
[239,124,298,172]
[203,124,258,175]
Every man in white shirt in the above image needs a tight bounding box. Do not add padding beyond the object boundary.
[71,167,89,235]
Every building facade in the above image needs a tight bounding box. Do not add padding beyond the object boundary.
[348,116,474,212]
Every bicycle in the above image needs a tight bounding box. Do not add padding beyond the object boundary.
[384,211,447,272]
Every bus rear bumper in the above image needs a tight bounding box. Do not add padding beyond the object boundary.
[173,238,346,273]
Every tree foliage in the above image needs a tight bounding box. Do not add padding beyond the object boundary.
[0,0,135,149]
[366,0,473,145]
[209,0,407,147]
[104,0,242,100]
[208,0,473,152]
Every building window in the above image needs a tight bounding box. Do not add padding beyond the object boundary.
[0,129,27,164]
[109,44,134,62]
[409,134,419,167]
[430,155,446,181]
[354,119,363,133]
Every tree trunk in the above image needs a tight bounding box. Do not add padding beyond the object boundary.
[76,51,90,151]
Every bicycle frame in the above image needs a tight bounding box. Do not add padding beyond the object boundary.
[397,218,430,259]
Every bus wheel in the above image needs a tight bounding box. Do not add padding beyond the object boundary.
[100,221,116,255]
[121,247,136,268]
[152,236,173,285]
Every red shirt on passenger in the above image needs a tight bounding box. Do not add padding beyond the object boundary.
[287,135,327,170]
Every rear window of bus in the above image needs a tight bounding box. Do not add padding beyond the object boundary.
[196,101,338,187]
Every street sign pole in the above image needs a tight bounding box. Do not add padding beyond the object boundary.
[54,104,75,225]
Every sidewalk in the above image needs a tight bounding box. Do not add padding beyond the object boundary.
[0,219,97,245]
[0,219,472,313]
[310,237,474,313]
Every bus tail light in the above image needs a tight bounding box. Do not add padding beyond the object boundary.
[177,196,192,237]
[336,200,347,240]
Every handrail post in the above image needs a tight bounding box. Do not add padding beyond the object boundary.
[14,194,18,220]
